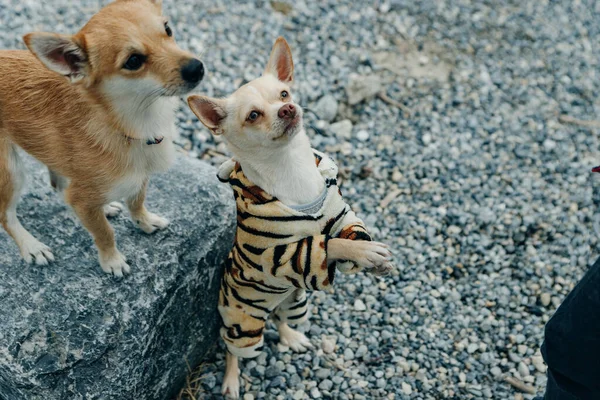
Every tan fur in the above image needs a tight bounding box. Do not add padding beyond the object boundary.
[0,140,14,230]
[0,0,202,275]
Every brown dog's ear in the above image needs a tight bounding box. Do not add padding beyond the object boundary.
[264,37,294,83]
[118,0,162,7]
[187,95,227,135]
[147,0,162,8]
[24,33,88,83]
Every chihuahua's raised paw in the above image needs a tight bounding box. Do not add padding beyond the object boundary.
[99,250,130,278]
[103,202,124,218]
[279,323,313,353]
[368,261,395,277]
[20,236,55,266]
[351,241,394,273]
[217,159,237,182]
[134,212,169,234]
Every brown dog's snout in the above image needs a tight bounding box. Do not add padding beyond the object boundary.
[181,59,204,85]
[278,104,296,120]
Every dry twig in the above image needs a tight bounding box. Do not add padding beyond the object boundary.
[504,376,536,394]
[378,91,412,116]
[558,115,600,129]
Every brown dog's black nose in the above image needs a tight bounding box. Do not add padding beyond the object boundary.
[278,104,296,119]
[181,59,204,84]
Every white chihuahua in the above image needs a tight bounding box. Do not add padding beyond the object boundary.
[188,37,393,399]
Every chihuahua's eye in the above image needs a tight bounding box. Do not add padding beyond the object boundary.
[248,111,260,122]
[123,54,146,71]
[164,22,173,37]
[281,90,289,99]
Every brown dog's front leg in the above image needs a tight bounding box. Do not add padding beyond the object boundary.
[126,180,169,234]
[66,186,130,277]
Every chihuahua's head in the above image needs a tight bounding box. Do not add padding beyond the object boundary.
[188,37,302,151]
[23,0,203,98]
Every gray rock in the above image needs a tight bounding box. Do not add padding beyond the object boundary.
[318,379,333,391]
[329,120,353,140]
[343,348,355,361]
[0,154,236,400]
[321,337,336,354]
[355,345,368,358]
[315,94,338,122]
[353,299,367,311]
[355,130,370,142]
[315,368,330,379]
[346,74,382,105]
[540,293,551,307]
[310,387,322,399]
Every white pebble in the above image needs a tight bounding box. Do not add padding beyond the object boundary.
[356,130,370,142]
[354,299,367,311]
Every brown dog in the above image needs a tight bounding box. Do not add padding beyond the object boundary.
[0,0,204,276]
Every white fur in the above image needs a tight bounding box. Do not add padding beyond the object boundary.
[278,323,313,352]
[226,130,325,206]
[222,352,240,399]
[5,146,55,265]
[104,202,124,218]
[134,212,169,234]
[102,76,178,142]
[102,76,177,202]
[193,73,325,206]
[99,249,130,278]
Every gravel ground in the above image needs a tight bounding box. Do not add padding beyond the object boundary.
[3,0,600,399]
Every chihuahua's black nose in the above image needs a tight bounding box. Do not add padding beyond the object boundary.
[181,59,204,84]
[278,103,296,119]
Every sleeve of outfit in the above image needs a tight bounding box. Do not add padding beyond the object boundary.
[333,208,373,274]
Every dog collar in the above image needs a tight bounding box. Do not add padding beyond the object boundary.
[146,136,164,145]
[121,134,164,146]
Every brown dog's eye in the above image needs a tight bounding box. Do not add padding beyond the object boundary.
[281,91,289,99]
[123,54,146,71]
[165,22,173,37]
[248,111,260,122]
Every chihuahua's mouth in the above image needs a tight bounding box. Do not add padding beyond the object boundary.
[593,166,600,173]
[274,115,301,140]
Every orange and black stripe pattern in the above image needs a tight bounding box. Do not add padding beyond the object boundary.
[217,150,371,358]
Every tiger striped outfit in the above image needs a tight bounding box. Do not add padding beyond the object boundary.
[217,150,372,358]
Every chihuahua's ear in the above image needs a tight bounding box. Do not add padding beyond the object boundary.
[264,37,294,83]
[24,33,88,83]
[187,95,227,135]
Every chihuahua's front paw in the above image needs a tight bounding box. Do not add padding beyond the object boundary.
[353,241,394,276]
[134,212,169,234]
[221,374,240,399]
[99,250,130,277]
[20,236,55,266]
[103,202,124,218]
[217,158,237,182]
[279,323,314,353]
[369,260,395,276]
